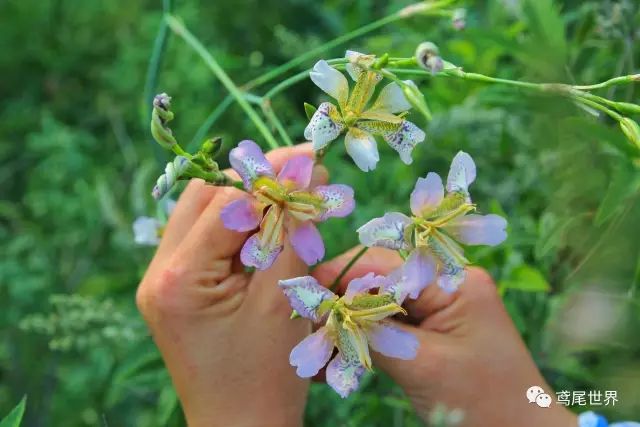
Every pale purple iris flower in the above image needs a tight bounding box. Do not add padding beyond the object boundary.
[358,151,507,293]
[221,140,355,270]
[279,272,419,398]
[304,50,426,172]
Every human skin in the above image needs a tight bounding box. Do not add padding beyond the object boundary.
[137,143,577,427]
[313,247,578,427]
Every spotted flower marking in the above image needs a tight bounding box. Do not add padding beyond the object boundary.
[279,272,419,397]
[221,140,356,270]
[305,51,426,171]
[357,152,508,293]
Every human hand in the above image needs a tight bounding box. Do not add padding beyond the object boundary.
[313,246,577,427]
[136,143,327,427]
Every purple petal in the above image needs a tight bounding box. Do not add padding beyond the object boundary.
[445,214,508,246]
[289,221,325,265]
[325,352,366,398]
[446,151,476,195]
[410,172,444,216]
[220,199,261,232]
[229,140,275,190]
[240,234,282,270]
[366,323,418,360]
[314,184,355,221]
[290,327,334,378]
[304,102,343,151]
[345,127,379,172]
[357,212,411,250]
[277,155,314,190]
[388,248,436,303]
[344,272,392,303]
[278,276,335,321]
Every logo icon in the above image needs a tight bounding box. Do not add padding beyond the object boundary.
[526,385,551,408]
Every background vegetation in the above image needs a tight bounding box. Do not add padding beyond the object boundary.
[1,0,638,425]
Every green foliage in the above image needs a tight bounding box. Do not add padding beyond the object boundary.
[0,397,26,427]
[2,0,640,425]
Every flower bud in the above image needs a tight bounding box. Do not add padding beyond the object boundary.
[152,156,190,200]
[401,81,432,121]
[415,42,444,74]
[452,8,466,30]
[150,93,177,149]
[620,117,640,149]
[201,136,222,157]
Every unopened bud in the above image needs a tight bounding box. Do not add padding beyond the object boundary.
[153,93,171,111]
[452,8,466,31]
[202,137,222,157]
[151,92,177,149]
[401,81,432,121]
[620,117,640,149]
[415,42,444,74]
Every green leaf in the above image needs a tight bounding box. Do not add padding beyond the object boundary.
[500,265,551,293]
[0,396,26,427]
[303,102,317,121]
[595,163,639,226]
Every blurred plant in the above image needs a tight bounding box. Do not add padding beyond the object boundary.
[20,295,143,352]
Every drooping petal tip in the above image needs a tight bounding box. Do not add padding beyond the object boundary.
[304,102,343,151]
[410,172,444,216]
[325,353,366,398]
[240,234,282,270]
[357,212,411,250]
[289,221,325,265]
[314,184,355,221]
[367,323,419,360]
[345,127,380,172]
[446,151,476,195]
[290,327,334,378]
[220,198,261,232]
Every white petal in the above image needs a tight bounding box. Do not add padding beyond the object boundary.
[345,127,379,172]
[310,60,349,106]
[133,217,161,246]
[345,50,375,81]
[446,151,476,195]
[357,212,411,250]
[371,81,412,113]
[303,102,343,151]
[382,120,425,165]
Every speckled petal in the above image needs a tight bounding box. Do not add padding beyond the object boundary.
[437,265,467,294]
[133,217,161,246]
[446,151,476,195]
[410,172,444,216]
[310,60,349,106]
[314,184,355,221]
[357,212,411,250]
[382,120,426,165]
[445,214,508,246]
[366,323,418,360]
[370,81,412,113]
[277,155,314,190]
[240,234,282,270]
[289,327,334,378]
[325,352,366,398]
[345,127,379,172]
[229,140,275,190]
[303,102,344,151]
[289,221,325,265]
[278,276,335,321]
[220,198,261,232]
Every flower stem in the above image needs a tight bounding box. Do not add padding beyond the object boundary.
[165,15,280,150]
[188,96,233,151]
[329,247,369,291]
[261,101,293,146]
[143,0,173,164]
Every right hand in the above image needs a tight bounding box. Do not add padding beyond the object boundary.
[313,246,577,427]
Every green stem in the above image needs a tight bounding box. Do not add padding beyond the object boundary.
[262,102,293,146]
[143,0,173,164]
[166,15,279,149]
[244,13,403,90]
[573,74,640,91]
[574,97,623,121]
[188,96,233,151]
[329,247,369,291]
[263,59,348,100]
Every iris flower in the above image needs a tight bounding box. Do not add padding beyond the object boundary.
[357,152,507,293]
[304,50,426,171]
[279,272,419,397]
[221,140,355,270]
[133,199,176,246]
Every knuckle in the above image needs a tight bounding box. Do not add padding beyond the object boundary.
[466,267,499,301]
[136,265,189,320]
